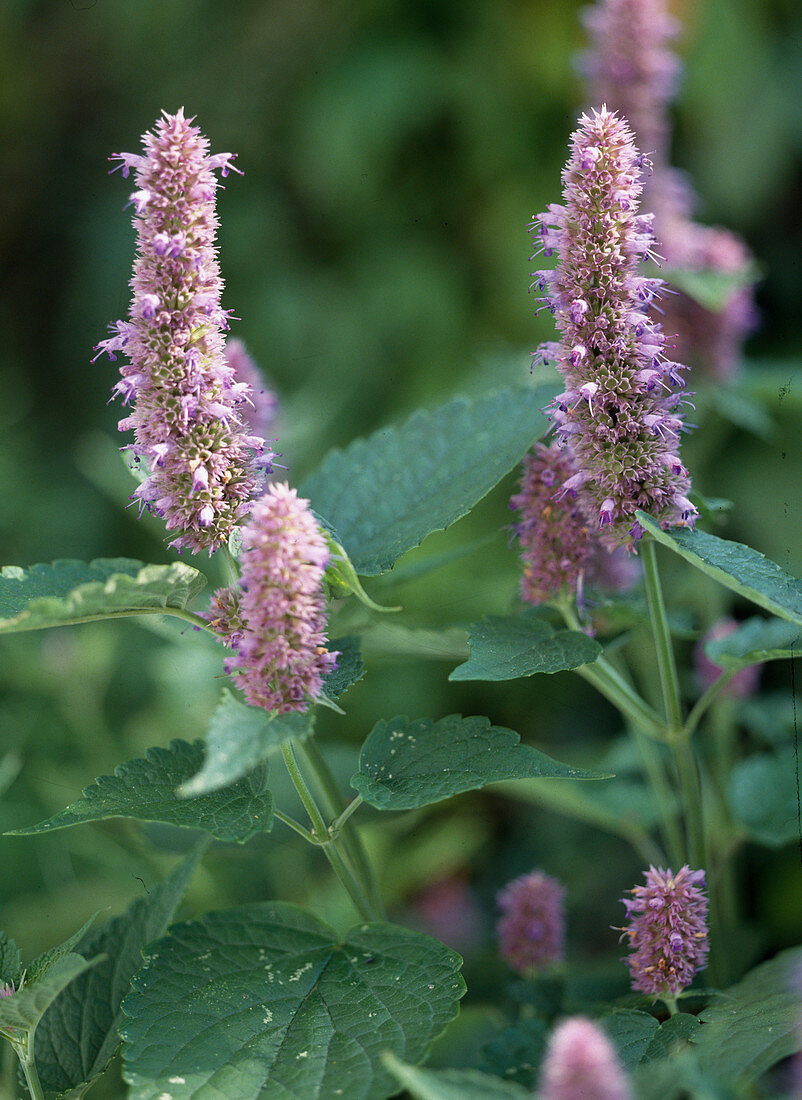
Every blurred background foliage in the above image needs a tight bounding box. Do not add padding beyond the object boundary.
[1,0,801,1089]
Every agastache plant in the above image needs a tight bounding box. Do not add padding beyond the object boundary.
[532,106,696,547]
[95,108,272,553]
[3,7,802,1088]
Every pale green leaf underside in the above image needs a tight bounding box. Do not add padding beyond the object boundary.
[382,1054,530,1100]
[693,947,802,1083]
[727,748,799,848]
[121,903,465,1100]
[638,514,802,626]
[300,384,555,576]
[35,846,205,1096]
[9,740,272,843]
[0,955,100,1034]
[181,691,314,796]
[705,616,802,670]
[0,559,206,633]
[351,714,611,811]
[662,264,755,312]
[449,612,601,681]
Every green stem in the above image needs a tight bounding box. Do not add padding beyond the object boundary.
[331,795,364,834]
[640,539,683,735]
[221,544,240,585]
[272,809,317,843]
[683,671,738,739]
[630,725,684,868]
[577,660,666,741]
[281,742,378,922]
[672,737,706,870]
[300,740,386,918]
[15,1034,45,1100]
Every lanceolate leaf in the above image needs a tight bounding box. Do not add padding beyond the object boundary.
[449,612,601,682]
[34,845,206,1096]
[0,559,206,633]
[351,714,611,811]
[121,903,465,1100]
[8,740,272,843]
[637,514,802,626]
[0,933,22,989]
[704,616,802,670]
[27,914,99,985]
[0,955,100,1035]
[181,691,314,796]
[692,947,802,1084]
[382,1054,531,1100]
[300,384,556,576]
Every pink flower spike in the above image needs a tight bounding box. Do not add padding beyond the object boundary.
[540,1017,632,1100]
[620,865,709,996]
[496,869,565,975]
[205,483,338,714]
[95,109,274,553]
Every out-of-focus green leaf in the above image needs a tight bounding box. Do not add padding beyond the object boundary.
[727,747,799,847]
[322,635,365,699]
[0,559,206,633]
[705,615,801,670]
[300,385,555,576]
[0,956,100,1035]
[383,1053,530,1100]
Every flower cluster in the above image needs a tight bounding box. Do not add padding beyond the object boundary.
[95,109,272,553]
[539,1017,632,1100]
[207,483,338,713]
[0,982,15,999]
[620,865,709,995]
[532,106,696,548]
[511,441,640,606]
[580,0,756,379]
[496,869,565,974]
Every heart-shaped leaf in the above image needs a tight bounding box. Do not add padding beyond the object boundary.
[121,903,465,1100]
[300,384,555,576]
[9,741,272,843]
[449,612,601,681]
[351,714,611,811]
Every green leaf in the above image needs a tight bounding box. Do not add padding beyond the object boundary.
[382,1053,530,1100]
[637,513,802,626]
[448,612,601,681]
[705,616,802,670]
[727,747,799,847]
[323,635,365,699]
[323,534,401,612]
[642,1014,701,1062]
[662,264,756,312]
[300,384,555,576]
[0,933,22,988]
[34,845,205,1096]
[121,903,465,1100]
[351,714,611,811]
[0,955,100,1036]
[599,1009,659,1069]
[181,691,314,797]
[0,559,206,633]
[28,914,99,985]
[692,947,802,1084]
[480,1017,547,1088]
[8,740,272,843]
